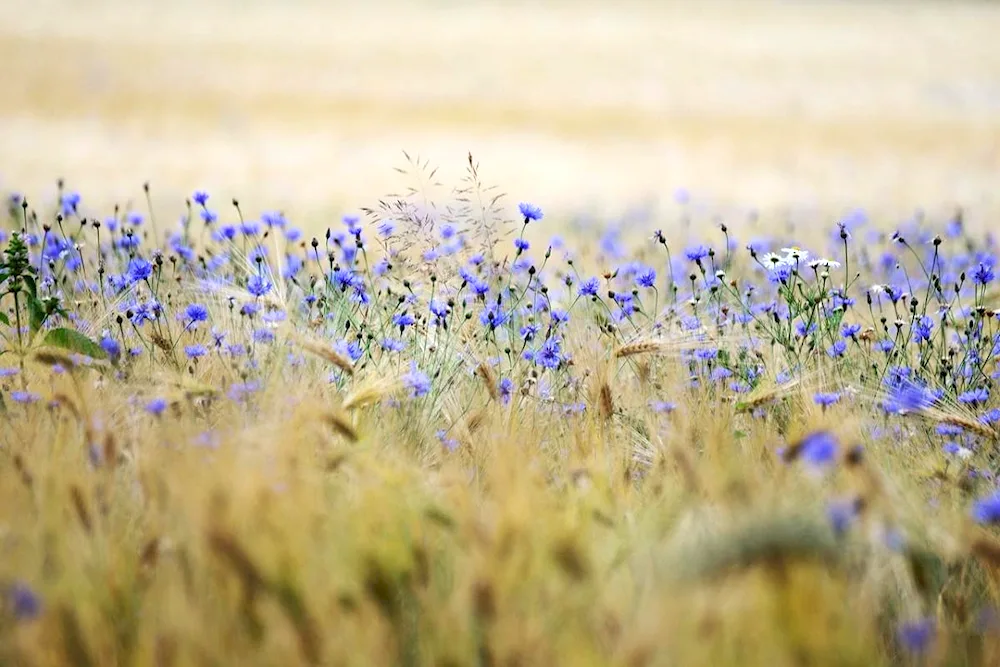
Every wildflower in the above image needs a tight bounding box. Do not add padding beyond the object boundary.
[883,378,936,415]
[404,362,431,398]
[959,387,989,405]
[896,618,935,655]
[479,303,509,330]
[0,367,20,377]
[489,377,511,406]
[535,338,562,370]
[437,429,459,451]
[247,275,272,297]
[781,246,809,263]
[392,312,416,331]
[826,499,858,537]
[126,257,153,284]
[913,315,934,343]
[813,392,841,408]
[184,344,208,359]
[192,191,209,206]
[100,336,121,361]
[684,245,710,263]
[185,303,209,323]
[518,202,543,222]
[146,398,168,416]
[514,238,530,252]
[972,489,1000,524]
[10,391,40,404]
[651,400,677,414]
[7,582,41,621]
[807,258,841,269]
[826,340,847,358]
[973,262,995,286]
[635,267,657,288]
[841,323,862,339]
[761,252,787,267]
[380,338,406,352]
[799,430,839,467]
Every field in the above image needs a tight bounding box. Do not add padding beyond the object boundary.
[4,1,1000,665]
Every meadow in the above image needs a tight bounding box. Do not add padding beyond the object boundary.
[2,162,1000,665]
[5,1,1000,665]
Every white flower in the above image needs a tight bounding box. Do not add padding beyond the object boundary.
[781,247,810,263]
[762,252,788,266]
[808,258,842,269]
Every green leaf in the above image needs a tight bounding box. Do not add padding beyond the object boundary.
[27,295,46,334]
[0,311,8,326]
[42,328,108,360]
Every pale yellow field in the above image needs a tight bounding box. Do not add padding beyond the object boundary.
[1,0,999,221]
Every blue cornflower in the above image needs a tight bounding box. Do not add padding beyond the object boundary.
[826,499,858,537]
[795,320,816,338]
[973,262,995,286]
[247,275,272,297]
[519,323,540,341]
[498,377,514,404]
[253,328,275,344]
[479,303,509,330]
[429,300,449,323]
[381,338,406,352]
[980,408,1000,424]
[262,211,287,228]
[936,423,965,436]
[913,315,934,343]
[437,428,459,452]
[185,303,209,323]
[883,378,936,414]
[404,362,431,398]
[972,490,1000,524]
[127,211,144,226]
[514,238,530,252]
[826,340,847,358]
[126,257,153,283]
[813,392,842,408]
[200,209,218,225]
[518,202,543,222]
[100,336,121,361]
[896,618,935,655]
[841,323,862,339]
[635,267,657,288]
[651,400,677,414]
[578,276,600,297]
[146,398,168,416]
[8,582,41,621]
[60,192,81,216]
[694,348,718,361]
[392,312,416,331]
[794,430,839,467]
[684,244,710,263]
[192,191,209,206]
[959,387,989,405]
[184,344,208,359]
[10,391,40,404]
[535,338,562,370]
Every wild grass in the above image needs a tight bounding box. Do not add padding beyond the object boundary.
[2,158,1000,666]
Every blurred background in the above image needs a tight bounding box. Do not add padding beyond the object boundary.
[1,0,999,223]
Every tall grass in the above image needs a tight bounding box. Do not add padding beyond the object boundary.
[2,159,1000,665]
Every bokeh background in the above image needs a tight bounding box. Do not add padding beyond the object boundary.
[2,0,999,222]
